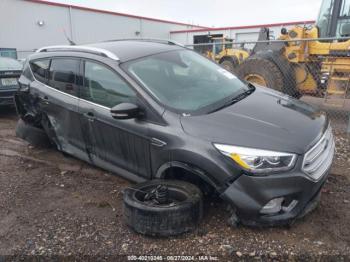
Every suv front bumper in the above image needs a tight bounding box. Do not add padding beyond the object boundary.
[221,168,330,226]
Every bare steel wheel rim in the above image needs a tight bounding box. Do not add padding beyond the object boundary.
[134,184,188,207]
[244,74,267,87]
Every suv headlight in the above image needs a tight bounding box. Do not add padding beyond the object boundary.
[214,144,297,174]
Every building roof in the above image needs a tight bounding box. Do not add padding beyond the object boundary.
[170,20,316,34]
[25,0,209,29]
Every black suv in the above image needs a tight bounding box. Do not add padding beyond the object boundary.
[15,40,335,226]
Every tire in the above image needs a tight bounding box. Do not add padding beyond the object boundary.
[237,56,284,90]
[237,52,300,97]
[220,57,239,73]
[123,180,203,237]
[15,119,51,148]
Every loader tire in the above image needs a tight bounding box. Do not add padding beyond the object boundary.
[220,56,239,73]
[237,52,301,98]
[123,180,203,237]
[16,119,51,148]
[237,56,284,91]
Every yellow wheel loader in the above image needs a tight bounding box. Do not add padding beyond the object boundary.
[205,36,250,72]
[237,0,350,101]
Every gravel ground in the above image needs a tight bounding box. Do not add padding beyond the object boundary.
[0,108,349,261]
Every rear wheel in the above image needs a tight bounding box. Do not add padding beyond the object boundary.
[123,180,203,236]
[16,119,51,148]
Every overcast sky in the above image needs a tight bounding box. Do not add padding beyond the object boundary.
[45,0,323,27]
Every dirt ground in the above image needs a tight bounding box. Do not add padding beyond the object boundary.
[0,108,350,261]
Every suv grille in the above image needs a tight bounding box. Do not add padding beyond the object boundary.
[302,126,335,181]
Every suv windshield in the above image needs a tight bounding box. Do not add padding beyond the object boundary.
[124,50,247,113]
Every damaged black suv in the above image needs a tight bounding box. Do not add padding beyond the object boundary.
[15,39,335,227]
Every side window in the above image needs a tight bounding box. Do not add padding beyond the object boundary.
[22,61,34,81]
[336,0,350,37]
[48,58,80,96]
[316,0,334,37]
[340,0,350,17]
[82,61,136,108]
[30,59,50,84]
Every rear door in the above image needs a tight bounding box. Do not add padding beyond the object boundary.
[37,57,88,160]
[78,59,151,179]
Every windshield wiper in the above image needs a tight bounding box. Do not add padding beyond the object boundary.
[208,83,255,113]
[230,83,255,103]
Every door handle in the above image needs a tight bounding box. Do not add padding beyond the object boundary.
[84,111,95,122]
[151,138,167,147]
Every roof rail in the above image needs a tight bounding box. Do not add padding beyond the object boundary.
[103,38,185,47]
[36,45,119,61]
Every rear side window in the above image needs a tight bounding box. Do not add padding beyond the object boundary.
[48,58,80,96]
[22,61,34,81]
[30,59,50,84]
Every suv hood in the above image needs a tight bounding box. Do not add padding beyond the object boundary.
[180,88,327,154]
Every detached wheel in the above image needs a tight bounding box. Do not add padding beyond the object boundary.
[123,180,203,236]
[16,119,51,148]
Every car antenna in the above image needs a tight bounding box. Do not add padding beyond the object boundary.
[62,28,76,46]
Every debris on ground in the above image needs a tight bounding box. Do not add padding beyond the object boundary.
[0,110,349,259]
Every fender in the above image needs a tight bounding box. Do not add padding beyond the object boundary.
[155,160,221,191]
[218,55,239,65]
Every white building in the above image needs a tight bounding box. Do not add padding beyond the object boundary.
[169,21,315,46]
[0,0,206,58]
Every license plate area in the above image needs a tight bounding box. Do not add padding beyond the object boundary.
[1,78,18,87]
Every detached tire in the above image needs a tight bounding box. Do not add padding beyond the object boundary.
[123,180,203,236]
[16,119,51,148]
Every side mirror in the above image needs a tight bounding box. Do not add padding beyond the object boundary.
[110,102,140,120]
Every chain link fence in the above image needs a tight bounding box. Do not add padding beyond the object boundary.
[186,38,350,136]
[14,40,350,135]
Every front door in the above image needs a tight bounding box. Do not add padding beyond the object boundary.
[79,60,151,179]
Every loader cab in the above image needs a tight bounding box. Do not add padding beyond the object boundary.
[317,0,350,38]
[212,37,224,55]
[210,37,233,56]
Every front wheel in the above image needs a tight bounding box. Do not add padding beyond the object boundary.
[220,57,239,73]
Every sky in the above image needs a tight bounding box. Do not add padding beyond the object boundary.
[44,0,323,27]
